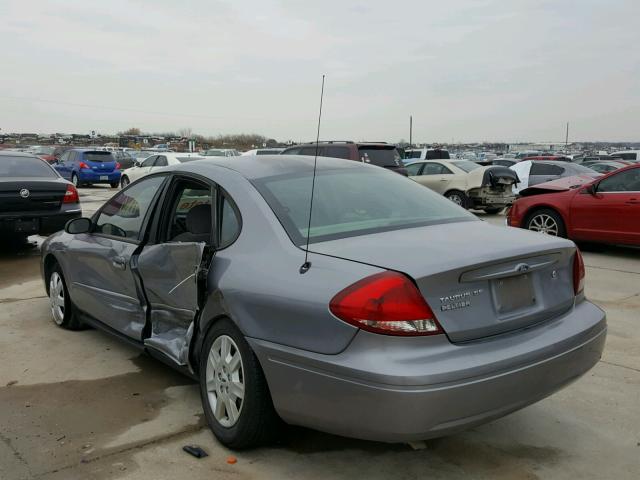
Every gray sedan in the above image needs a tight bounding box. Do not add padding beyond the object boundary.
[41,155,606,448]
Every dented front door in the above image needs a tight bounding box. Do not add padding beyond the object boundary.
[136,242,207,365]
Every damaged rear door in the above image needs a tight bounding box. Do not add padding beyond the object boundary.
[136,177,215,365]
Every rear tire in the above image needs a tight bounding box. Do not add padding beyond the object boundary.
[445,190,468,209]
[525,209,566,237]
[110,181,119,188]
[71,173,80,188]
[120,176,130,188]
[199,319,281,449]
[48,265,84,330]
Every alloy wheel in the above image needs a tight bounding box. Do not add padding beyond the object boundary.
[49,272,65,325]
[205,334,245,427]
[528,214,559,236]
[448,194,463,205]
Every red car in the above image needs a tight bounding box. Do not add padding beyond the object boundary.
[508,164,640,246]
[522,155,572,162]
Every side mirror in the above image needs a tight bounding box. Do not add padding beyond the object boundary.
[65,217,92,234]
[134,161,142,167]
[583,183,597,195]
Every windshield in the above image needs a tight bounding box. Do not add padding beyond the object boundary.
[252,166,476,244]
[451,160,481,172]
[176,156,205,163]
[357,146,402,167]
[204,150,226,156]
[34,147,55,155]
[0,155,58,177]
[84,152,114,162]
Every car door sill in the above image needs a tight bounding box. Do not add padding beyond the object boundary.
[77,310,198,381]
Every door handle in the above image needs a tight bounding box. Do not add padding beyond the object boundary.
[439,178,448,181]
[112,257,127,270]
[626,199,639,205]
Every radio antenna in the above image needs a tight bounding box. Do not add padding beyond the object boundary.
[300,74,325,274]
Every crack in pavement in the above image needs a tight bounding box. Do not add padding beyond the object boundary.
[585,264,640,276]
[0,295,47,304]
[0,430,33,475]
[599,360,640,374]
[33,424,207,479]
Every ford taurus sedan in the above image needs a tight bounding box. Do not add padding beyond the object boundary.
[41,155,606,448]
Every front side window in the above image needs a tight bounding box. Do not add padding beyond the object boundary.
[252,165,476,245]
[405,163,423,176]
[141,156,157,167]
[96,175,165,240]
[598,169,640,192]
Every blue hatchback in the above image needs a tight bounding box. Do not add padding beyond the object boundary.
[54,149,121,188]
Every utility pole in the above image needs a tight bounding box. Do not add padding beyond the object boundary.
[409,115,413,147]
[565,122,569,150]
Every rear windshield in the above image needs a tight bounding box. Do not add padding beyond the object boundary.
[451,160,481,172]
[426,149,450,160]
[205,150,226,156]
[405,150,422,159]
[0,155,58,178]
[176,156,205,163]
[357,146,402,167]
[84,152,114,162]
[252,166,476,244]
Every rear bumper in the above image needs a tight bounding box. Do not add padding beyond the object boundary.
[250,300,606,442]
[78,170,121,183]
[0,209,81,235]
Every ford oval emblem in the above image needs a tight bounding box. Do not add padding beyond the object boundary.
[19,188,30,199]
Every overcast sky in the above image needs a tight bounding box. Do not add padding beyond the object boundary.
[1,0,639,142]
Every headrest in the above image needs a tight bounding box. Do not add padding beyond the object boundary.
[186,204,211,235]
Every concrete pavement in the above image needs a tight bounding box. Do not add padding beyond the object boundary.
[0,186,638,480]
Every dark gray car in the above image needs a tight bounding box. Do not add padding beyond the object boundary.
[40,156,606,448]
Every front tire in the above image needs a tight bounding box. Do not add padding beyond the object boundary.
[48,265,84,330]
[445,190,468,209]
[199,319,280,449]
[120,176,130,188]
[525,209,566,237]
[71,173,80,188]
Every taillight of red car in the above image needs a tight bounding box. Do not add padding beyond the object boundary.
[79,162,89,169]
[573,248,585,296]
[329,271,443,336]
[63,184,79,204]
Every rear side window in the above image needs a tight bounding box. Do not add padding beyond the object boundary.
[299,146,323,156]
[358,147,402,167]
[0,155,58,178]
[422,163,451,175]
[155,156,168,167]
[84,152,114,162]
[324,146,351,159]
[219,193,241,248]
[281,147,301,155]
[176,156,205,163]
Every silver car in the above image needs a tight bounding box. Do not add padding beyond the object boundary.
[40,155,606,448]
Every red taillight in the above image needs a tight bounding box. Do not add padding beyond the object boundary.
[63,184,79,204]
[115,162,121,170]
[79,162,89,169]
[329,271,443,336]
[573,248,585,295]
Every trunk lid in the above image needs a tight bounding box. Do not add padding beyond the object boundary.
[311,221,577,342]
[0,178,68,213]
